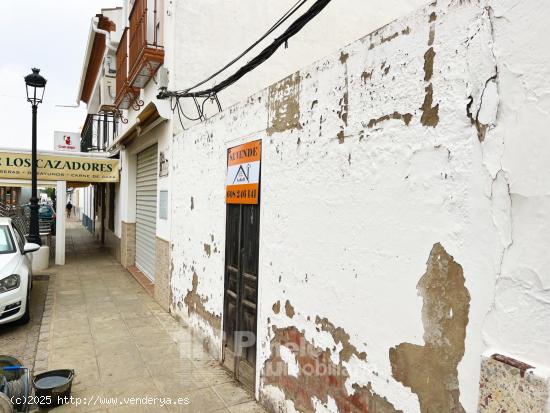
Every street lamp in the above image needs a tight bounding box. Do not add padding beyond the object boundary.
[24,68,47,246]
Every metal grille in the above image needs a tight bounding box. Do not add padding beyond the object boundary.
[0,202,30,236]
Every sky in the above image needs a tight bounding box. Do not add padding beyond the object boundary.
[0,0,122,151]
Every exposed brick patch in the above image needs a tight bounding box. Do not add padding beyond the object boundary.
[263,325,402,413]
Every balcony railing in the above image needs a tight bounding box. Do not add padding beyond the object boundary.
[128,0,164,89]
[114,27,131,109]
[81,113,120,152]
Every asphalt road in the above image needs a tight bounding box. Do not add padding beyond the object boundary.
[0,275,49,371]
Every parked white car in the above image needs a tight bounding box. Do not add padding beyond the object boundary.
[0,218,40,325]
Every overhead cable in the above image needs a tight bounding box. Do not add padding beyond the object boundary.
[182,0,308,94]
[158,0,331,100]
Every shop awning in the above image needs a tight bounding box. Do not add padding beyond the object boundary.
[107,100,171,152]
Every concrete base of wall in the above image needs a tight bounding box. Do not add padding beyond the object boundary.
[478,355,549,412]
[120,221,136,268]
[154,237,171,311]
[105,229,121,263]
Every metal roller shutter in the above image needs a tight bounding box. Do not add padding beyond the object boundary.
[135,144,158,280]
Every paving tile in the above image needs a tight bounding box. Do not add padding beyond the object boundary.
[184,388,226,412]
[145,353,194,372]
[36,220,265,413]
[228,402,268,413]
[103,377,162,399]
[212,383,254,407]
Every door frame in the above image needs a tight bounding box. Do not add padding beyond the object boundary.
[222,141,262,391]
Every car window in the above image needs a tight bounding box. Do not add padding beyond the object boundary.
[39,206,50,214]
[0,225,16,254]
[12,224,25,252]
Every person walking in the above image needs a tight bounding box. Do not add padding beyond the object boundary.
[66,201,73,218]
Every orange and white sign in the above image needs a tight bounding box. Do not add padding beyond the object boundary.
[226,140,261,204]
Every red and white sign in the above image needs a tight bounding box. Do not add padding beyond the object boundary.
[226,140,261,204]
[54,131,79,153]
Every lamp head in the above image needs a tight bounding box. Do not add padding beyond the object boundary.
[24,68,47,105]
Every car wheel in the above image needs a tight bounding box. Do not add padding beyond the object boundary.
[15,291,31,325]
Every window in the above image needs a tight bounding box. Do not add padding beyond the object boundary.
[0,226,16,254]
[12,224,25,252]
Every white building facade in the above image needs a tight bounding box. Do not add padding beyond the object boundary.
[79,0,429,309]
[77,0,550,411]
[168,0,550,412]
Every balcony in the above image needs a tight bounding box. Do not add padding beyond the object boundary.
[128,0,164,89]
[81,113,120,152]
[114,28,135,109]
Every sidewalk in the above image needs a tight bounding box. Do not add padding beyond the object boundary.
[35,220,265,413]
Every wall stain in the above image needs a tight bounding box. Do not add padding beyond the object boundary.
[183,272,221,331]
[190,196,194,210]
[285,300,295,318]
[337,131,348,144]
[367,112,413,128]
[316,316,367,362]
[340,51,350,64]
[203,243,211,257]
[337,52,350,144]
[273,301,281,314]
[389,243,470,413]
[361,70,373,83]
[466,95,488,141]
[263,321,402,413]
[423,48,436,81]
[368,25,412,49]
[428,26,435,46]
[420,84,440,127]
[338,92,349,127]
[420,10,439,128]
[267,72,302,136]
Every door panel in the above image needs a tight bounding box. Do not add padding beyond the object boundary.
[223,204,260,390]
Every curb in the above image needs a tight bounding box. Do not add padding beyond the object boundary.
[32,274,55,375]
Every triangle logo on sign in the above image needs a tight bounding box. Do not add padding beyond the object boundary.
[233,164,250,184]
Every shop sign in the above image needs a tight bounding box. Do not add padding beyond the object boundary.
[54,131,79,152]
[0,151,119,183]
[226,140,261,204]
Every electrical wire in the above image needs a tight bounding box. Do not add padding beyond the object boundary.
[158,0,331,100]
[183,0,308,94]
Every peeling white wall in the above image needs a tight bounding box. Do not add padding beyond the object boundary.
[171,0,429,131]
[481,0,550,370]
[169,0,550,412]
[115,0,429,257]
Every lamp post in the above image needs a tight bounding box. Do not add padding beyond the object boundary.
[24,68,47,246]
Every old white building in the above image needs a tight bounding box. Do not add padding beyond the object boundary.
[77,0,428,307]
[76,0,550,411]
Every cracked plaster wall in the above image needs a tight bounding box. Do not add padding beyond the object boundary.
[480,0,550,394]
[169,0,550,411]
[170,0,428,132]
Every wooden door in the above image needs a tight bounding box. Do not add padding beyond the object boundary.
[223,203,260,390]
